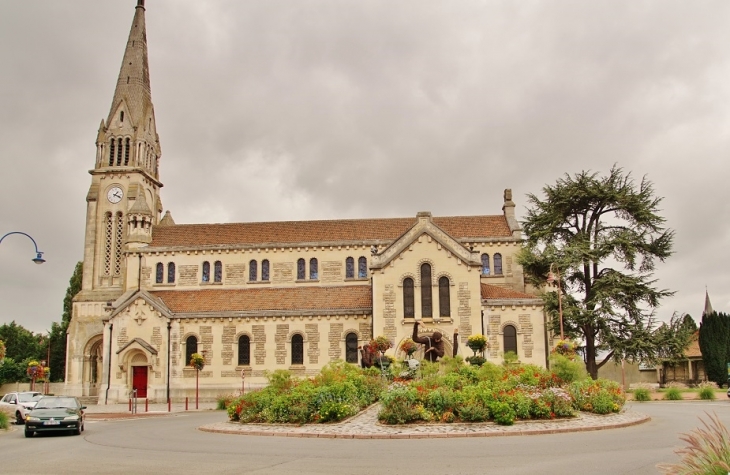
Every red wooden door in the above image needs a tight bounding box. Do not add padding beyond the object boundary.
[132,366,148,398]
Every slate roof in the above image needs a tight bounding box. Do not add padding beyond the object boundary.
[149,215,512,248]
[150,286,372,314]
[481,283,540,300]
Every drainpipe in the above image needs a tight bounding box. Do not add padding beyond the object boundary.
[370,276,375,340]
[137,253,142,290]
[104,323,113,405]
[166,321,171,403]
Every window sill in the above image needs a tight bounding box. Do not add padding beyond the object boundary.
[153,283,176,287]
[344,277,369,282]
[295,279,320,283]
[247,280,271,285]
[200,281,223,286]
[402,318,453,325]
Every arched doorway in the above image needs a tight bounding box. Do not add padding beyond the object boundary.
[130,353,148,398]
[83,336,103,397]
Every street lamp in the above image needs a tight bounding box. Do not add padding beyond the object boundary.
[0,232,45,264]
[547,263,564,340]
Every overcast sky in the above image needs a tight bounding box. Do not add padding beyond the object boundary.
[1,0,728,335]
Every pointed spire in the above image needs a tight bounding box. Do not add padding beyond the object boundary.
[107,0,152,128]
[129,188,152,215]
[159,211,176,226]
[703,290,714,316]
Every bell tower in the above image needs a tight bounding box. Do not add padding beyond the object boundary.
[81,0,162,295]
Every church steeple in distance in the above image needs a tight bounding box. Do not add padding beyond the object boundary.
[94,0,161,180]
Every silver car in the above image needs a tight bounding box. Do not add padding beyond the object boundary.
[0,392,42,425]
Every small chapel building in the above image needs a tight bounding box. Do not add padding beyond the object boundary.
[65,1,547,403]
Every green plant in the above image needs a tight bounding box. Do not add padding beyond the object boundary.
[549,353,587,383]
[459,402,490,422]
[664,387,684,401]
[0,411,9,430]
[189,353,205,371]
[216,393,237,410]
[490,401,516,425]
[503,351,519,366]
[698,387,716,400]
[378,386,420,424]
[466,356,486,367]
[657,413,730,474]
[633,388,652,402]
[467,334,487,353]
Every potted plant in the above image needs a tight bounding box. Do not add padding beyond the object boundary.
[552,339,579,360]
[466,334,488,367]
[399,338,417,358]
[26,360,44,391]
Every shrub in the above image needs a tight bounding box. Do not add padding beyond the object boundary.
[378,386,421,424]
[633,388,652,402]
[699,387,716,400]
[664,387,683,400]
[591,391,615,414]
[503,351,519,366]
[459,402,490,422]
[0,411,8,430]
[657,413,730,474]
[216,393,237,410]
[266,370,295,392]
[568,378,625,413]
[476,362,504,382]
[490,401,516,425]
[550,353,587,383]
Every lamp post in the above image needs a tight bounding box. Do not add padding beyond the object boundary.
[0,232,45,264]
[547,263,564,340]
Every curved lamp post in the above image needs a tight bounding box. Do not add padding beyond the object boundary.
[547,263,564,340]
[0,232,45,264]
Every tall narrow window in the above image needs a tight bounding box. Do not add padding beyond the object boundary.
[309,258,318,280]
[261,259,270,281]
[124,138,130,166]
[297,259,305,280]
[403,278,415,318]
[114,212,123,276]
[116,138,123,166]
[155,262,163,284]
[481,254,490,275]
[291,334,304,365]
[202,261,210,282]
[238,335,250,366]
[420,263,432,318]
[120,111,124,123]
[345,333,359,363]
[167,262,175,284]
[109,139,115,166]
[103,212,112,276]
[494,253,503,275]
[439,276,451,317]
[503,325,517,355]
[214,261,222,283]
[345,257,354,279]
[358,256,367,278]
[249,260,258,281]
[185,336,197,367]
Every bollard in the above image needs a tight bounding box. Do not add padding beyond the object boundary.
[185,397,188,411]
[128,398,131,412]
[145,398,149,412]
[168,397,171,413]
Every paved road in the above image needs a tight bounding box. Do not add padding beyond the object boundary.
[2,401,730,474]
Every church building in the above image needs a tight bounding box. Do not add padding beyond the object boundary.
[65,1,547,403]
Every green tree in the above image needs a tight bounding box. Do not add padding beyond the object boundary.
[698,311,730,386]
[0,321,42,362]
[518,166,675,379]
[48,261,83,382]
[654,313,697,366]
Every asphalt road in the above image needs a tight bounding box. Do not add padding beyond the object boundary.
[2,401,730,474]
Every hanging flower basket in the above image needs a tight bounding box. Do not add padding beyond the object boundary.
[552,340,579,360]
[466,334,488,354]
[399,338,417,357]
[466,355,486,367]
[190,353,205,371]
[26,360,44,379]
[0,339,6,360]
[370,336,392,354]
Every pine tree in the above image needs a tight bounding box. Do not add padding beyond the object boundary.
[48,261,82,382]
[698,311,730,386]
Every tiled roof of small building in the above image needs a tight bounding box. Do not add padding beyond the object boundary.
[150,286,372,314]
[481,283,539,300]
[149,215,511,248]
[685,331,701,358]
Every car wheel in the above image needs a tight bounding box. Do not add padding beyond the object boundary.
[73,426,81,436]
[24,429,33,438]
[15,411,24,425]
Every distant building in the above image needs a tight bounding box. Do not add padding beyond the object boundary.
[65,1,547,403]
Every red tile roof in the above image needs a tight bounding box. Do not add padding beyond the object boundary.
[150,286,372,314]
[481,283,540,300]
[149,215,511,248]
[685,332,701,358]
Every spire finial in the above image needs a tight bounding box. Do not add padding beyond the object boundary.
[137,0,145,7]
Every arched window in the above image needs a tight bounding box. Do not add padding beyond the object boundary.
[358,257,367,278]
[345,333,359,363]
[297,259,305,280]
[202,261,210,282]
[124,138,130,166]
[214,261,222,283]
[238,335,250,366]
[481,254,490,275]
[167,262,175,284]
[185,335,198,367]
[291,334,304,365]
[503,325,517,356]
[420,263,432,318]
[262,260,270,281]
[249,260,258,282]
[109,139,115,166]
[494,253,503,275]
[116,138,123,166]
[439,276,451,317]
[403,278,415,318]
[155,262,163,284]
[114,212,123,276]
[103,212,112,276]
[345,257,354,279]
[120,111,124,123]
[309,258,318,280]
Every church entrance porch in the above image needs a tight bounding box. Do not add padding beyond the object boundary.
[82,336,103,397]
[132,366,148,398]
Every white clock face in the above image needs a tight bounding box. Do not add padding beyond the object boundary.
[107,186,124,204]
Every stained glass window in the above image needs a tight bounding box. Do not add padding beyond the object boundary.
[214,261,222,283]
[420,264,432,318]
[167,262,175,284]
[494,253,503,275]
[403,278,415,318]
[155,262,163,284]
[249,260,257,281]
[202,261,210,282]
[262,260,269,281]
[345,257,354,279]
[292,334,304,365]
[481,254,490,275]
[358,256,367,278]
[238,335,250,366]
[309,258,318,280]
[439,276,451,317]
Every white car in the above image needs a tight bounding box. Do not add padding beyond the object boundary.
[0,392,42,425]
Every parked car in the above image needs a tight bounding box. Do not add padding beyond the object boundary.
[24,396,86,437]
[0,391,42,425]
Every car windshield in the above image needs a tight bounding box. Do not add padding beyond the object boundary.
[34,397,78,409]
[18,393,41,403]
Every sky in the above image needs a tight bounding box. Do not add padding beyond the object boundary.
[0,0,728,335]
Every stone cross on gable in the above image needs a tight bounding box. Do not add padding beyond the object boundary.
[130,302,147,325]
